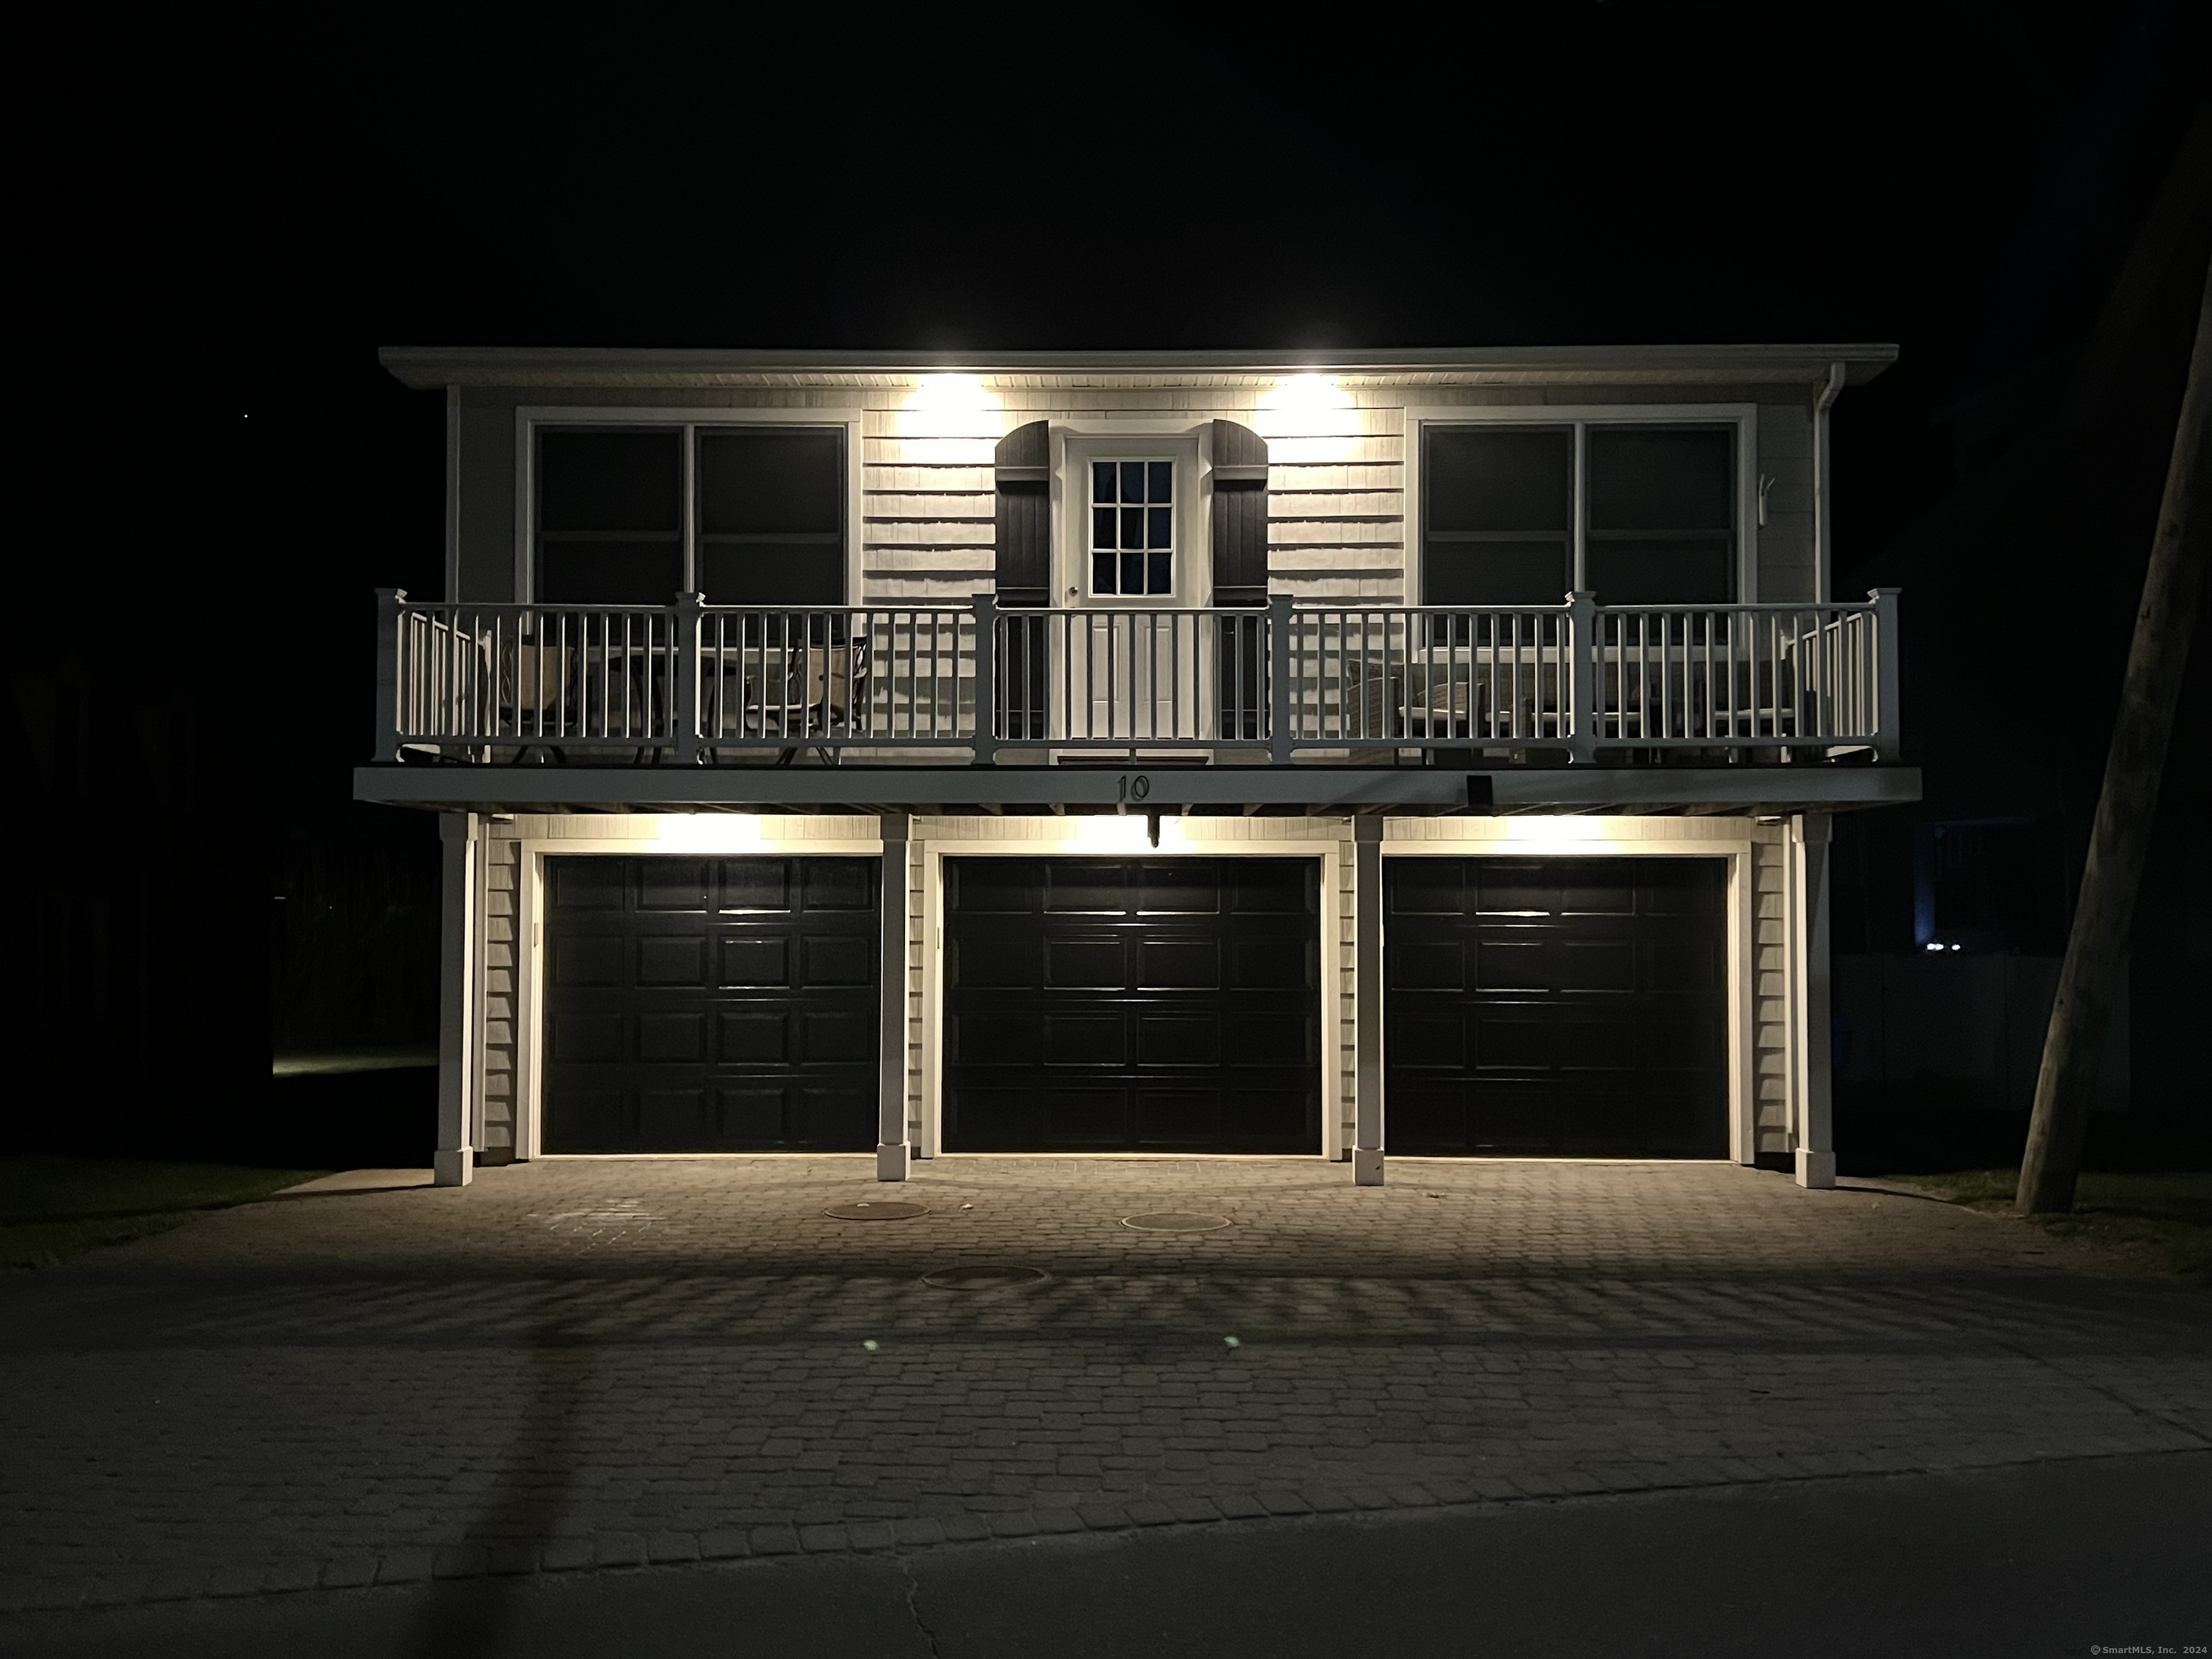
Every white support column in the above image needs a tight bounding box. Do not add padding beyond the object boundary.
[1353,815,1386,1187]
[1791,814,1836,1189]
[434,812,480,1187]
[877,814,912,1182]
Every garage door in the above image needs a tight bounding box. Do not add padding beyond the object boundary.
[1385,858,1727,1157]
[945,858,1320,1152]
[541,855,879,1152]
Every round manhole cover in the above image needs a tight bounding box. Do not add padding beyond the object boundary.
[822,1200,930,1221]
[1120,1211,1232,1233]
[920,1264,1048,1291]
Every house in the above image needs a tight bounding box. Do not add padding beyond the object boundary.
[361,346,1915,1192]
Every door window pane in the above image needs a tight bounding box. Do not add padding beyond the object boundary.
[1089,457,1173,595]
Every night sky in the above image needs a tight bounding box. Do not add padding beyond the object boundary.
[17,6,2208,1155]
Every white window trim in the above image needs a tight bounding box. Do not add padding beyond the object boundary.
[513,405,865,606]
[1051,423,1207,609]
[1403,403,1759,606]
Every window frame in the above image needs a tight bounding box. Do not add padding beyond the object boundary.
[1406,404,1759,608]
[515,405,863,606]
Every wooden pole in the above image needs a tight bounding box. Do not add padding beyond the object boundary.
[2017,261,2212,1215]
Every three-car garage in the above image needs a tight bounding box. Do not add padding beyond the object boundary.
[537,845,1732,1162]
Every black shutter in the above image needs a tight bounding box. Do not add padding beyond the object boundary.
[993,421,1050,608]
[1209,420,1269,607]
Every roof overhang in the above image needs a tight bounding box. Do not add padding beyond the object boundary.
[378,343,1897,392]
[354,765,1920,817]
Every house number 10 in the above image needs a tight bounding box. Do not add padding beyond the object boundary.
[1118,775,1151,801]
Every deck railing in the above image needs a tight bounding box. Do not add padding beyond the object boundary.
[376,588,1899,765]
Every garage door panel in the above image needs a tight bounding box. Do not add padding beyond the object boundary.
[544,855,879,1153]
[1138,1013,1218,1067]
[1228,938,1310,990]
[637,935,706,986]
[553,935,623,988]
[802,861,875,911]
[718,935,789,989]
[795,1085,876,1146]
[1044,938,1125,989]
[1557,940,1636,992]
[799,1009,873,1062]
[1140,940,1220,990]
[552,860,624,911]
[639,1087,711,1146]
[1138,863,1221,914]
[720,860,790,913]
[950,1012,1038,1066]
[640,860,710,912]
[945,858,1319,1154]
[550,1012,626,1064]
[1473,941,1547,992]
[637,1011,706,1063]
[1388,856,1727,1157]
[1392,940,1464,991]
[717,1086,786,1142]
[546,1086,631,1149]
[954,935,1037,989]
[1044,861,1128,914]
[718,1011,788,1065]
[800,934,872,987]
[1046,1014,1127,1066]
[1388,1012,1464,1069]
[1223,1012,1313,1066]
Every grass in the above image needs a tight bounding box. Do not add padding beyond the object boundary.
[1889,1168,2212,1285]
[0,1157,328,1272]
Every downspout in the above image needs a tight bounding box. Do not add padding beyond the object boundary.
[1812,361,1846,603]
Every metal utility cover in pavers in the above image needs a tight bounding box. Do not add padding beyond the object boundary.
[1,1158,2208,1615]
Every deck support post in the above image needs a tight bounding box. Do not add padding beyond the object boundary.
[1565,590,1599,765]
[374,588,404,763]
[970,594,998,766]
[1267,593,1295,764]
[877,814,912,1182]
[673,591,702,763]
[434,811,480,1187]
[1791,813,1835,1189]
[1353,815,1386,1186]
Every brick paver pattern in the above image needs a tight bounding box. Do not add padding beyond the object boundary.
[2,1156,2207,1611]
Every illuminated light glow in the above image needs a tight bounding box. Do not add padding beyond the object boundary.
[1253,372,1357,447]
[1059,814,1183,852]
[638,814,771,851]
[1500,817,1612,848]
[900,373,1002,441]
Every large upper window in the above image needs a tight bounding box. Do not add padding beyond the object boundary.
[534,425,845,606]
[1423,423,1736,607]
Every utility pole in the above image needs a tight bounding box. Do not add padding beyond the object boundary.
[2018,261,2212,1215]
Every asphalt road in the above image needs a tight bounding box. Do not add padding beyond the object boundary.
[6,1449,2204,1658]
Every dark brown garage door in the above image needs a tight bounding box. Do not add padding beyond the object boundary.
[944,858,1321,1153]
[542,855,879,1152]
[1385,857,1727,1157]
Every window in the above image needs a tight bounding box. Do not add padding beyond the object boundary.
[1422,423,1737,607]
[534,424,845,606]
[536,429,683,605]
[1090,459,1174,596]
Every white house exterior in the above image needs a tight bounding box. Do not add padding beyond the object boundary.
[361,346,1914,1192]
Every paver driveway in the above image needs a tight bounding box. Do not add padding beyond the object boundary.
[2,1156,2207,1612]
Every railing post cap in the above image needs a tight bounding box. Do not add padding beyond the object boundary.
[1868,586,1902,598]
[377,587,406,602]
